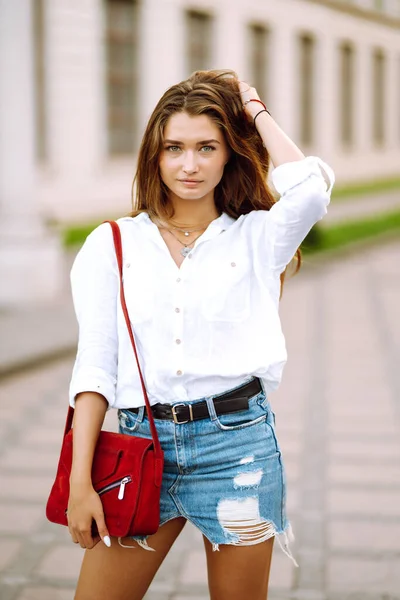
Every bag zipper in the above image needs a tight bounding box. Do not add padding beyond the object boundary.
[97,476,132,500]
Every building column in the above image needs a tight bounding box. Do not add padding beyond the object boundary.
[313,34,338,163]
[268,23,297,141]
[0,0,62,307]
[386,48,399,151]
[45,0,105,175]
[354,42,373,155]
[138,0,185,132]
[214,2,247,79]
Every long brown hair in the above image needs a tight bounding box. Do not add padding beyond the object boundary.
[131,69,301,280]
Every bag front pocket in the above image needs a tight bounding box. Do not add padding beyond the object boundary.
[97,475,132,500]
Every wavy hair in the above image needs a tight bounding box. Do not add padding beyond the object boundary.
[131,69,300,281]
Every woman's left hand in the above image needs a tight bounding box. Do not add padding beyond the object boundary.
[239,81,267,121]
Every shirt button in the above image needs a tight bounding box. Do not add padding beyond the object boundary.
[187,254,192,259]
[176,370,183,376]
[175,339,181,344]
[231,262,236,267]
[176,278,181,283]
[126,263,131,268]
[175,308,180,313]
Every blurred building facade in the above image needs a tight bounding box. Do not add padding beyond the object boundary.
[1,0,400,228]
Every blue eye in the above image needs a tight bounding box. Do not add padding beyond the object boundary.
[165,146,181,152]
[200,146,215,152]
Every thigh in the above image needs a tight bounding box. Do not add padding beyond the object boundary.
[203,535,274,600]
[75,517,187,600]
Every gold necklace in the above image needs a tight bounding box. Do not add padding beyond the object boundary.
[166,229,205,257]
[166,216,218,237]
[170,225,207,237]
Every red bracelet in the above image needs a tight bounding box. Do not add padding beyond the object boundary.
[243,98,267,110]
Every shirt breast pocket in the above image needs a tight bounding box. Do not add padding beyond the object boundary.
[122,260,155,323]
[201,257,251,323]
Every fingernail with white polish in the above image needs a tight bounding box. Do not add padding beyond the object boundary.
[103,536,111,547]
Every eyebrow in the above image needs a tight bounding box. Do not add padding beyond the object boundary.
[164,139,221,145]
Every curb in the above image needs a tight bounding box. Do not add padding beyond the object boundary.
[0,346,76,382]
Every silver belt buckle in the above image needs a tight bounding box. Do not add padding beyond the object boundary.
[171,403,193,424]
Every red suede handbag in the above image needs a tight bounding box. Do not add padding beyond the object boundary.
[46,221,164,538]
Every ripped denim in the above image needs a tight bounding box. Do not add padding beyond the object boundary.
[117,382,297,566]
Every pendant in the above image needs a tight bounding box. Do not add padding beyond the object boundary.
[180,246,191,257]
[184,231,190,237]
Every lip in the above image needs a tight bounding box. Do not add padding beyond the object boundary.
[178,179,203,183]
[178,179,203,187]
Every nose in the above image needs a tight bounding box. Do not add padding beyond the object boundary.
[182,151,199,175]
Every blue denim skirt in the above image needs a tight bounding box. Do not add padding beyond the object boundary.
[117,380,296,565]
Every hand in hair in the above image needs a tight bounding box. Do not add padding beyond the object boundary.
[239,81,268,122]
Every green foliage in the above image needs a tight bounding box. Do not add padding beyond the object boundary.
[63,223,100,248]
[332,176,400,201]
[302,209,400,254]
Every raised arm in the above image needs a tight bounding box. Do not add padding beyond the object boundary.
[240,82,335,274]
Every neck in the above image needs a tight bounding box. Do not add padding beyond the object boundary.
[168,194,220,226]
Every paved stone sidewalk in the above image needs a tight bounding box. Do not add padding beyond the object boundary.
[0,240,399,599]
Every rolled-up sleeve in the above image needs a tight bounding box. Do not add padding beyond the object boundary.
[267,156,335,273]
[68,223,118,408]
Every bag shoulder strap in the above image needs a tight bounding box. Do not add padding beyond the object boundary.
[63,221,162,459]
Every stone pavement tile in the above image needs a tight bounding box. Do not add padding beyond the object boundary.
[168,583,208,599]
[329,401,395,420]
[328,462,400,486]
[269,551,294,589]
[275,435,302,457]
[0,405,25,425]
[16,587,74,600]
[329,519,400,552]
[0,367,64,404]
[328,418,399,436]
[281,458,300,483]
[23,428,66,447]
[0,474,54,502]
[39,409,69,429]
[180,550,207,585]
[0,539,22,571]
[328,438,400,460]
[143,580,175,598]
[0,299,76,377]
[173,594,210,600]
[327,556,400,595]
[286,487,300,513]
[35,545,83,581]
[274,419,304,436]
[328,489,400,517]
[0,505,44,534]
[0,448,59,472]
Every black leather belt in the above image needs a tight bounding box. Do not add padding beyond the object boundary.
[127,378,263,424]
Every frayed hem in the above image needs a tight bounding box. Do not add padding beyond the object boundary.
[209,522,298,567]
[275,523,298,567]
[117,537,155,551]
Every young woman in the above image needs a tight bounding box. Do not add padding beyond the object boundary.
[67,70,334,600]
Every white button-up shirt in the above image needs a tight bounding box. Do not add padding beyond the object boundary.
[69,156,334,409]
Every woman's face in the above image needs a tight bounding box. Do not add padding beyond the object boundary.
[159,112,230,205]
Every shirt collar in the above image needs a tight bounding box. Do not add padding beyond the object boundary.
[136,211,236,236]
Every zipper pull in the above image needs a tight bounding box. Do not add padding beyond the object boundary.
[118,477,130,500]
